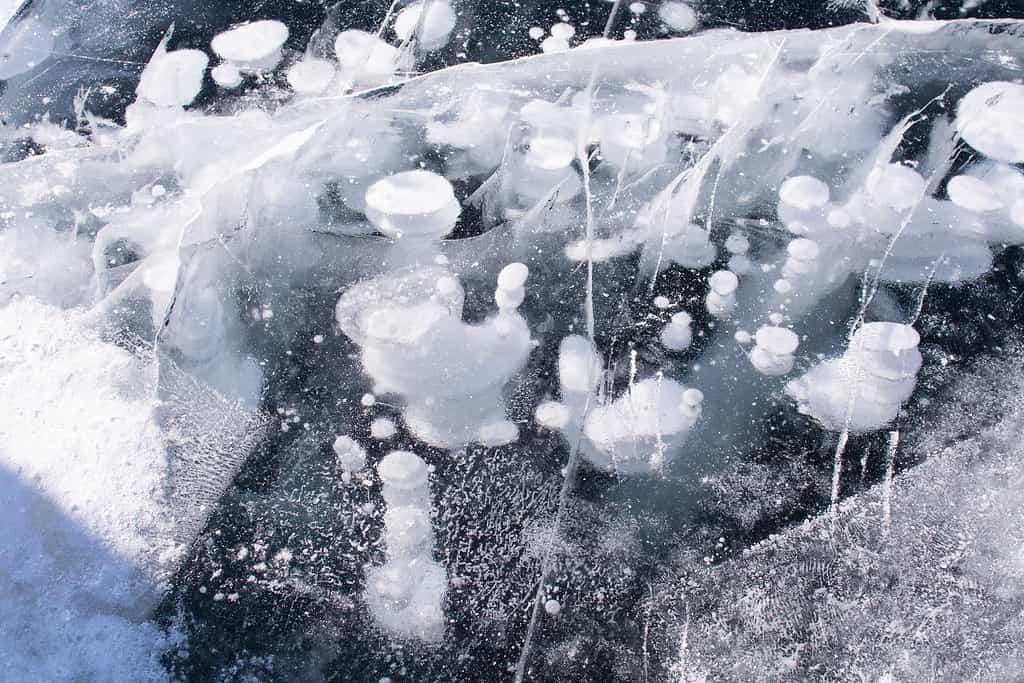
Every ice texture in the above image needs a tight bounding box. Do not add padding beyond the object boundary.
[665,347,1024,682]
[1,6,1023,681]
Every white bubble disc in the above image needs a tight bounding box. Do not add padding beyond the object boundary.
[136,48,209,108]
[724,232,750,254]
[478,420,519,446]
[659,2,698,32]
[865,163,926,210]
[364,170,461,240]
[827,208,852,228]
[550,23,576,41]
[286,58,336,94]
[498,262,530,290]
[559,335,601,395]
[377,450,429,491]
[211,20,288,72]
[394,0,458,51]
[435,275,459,296]
[526,136,576,170]
[660,311,693,351]
[709,270,739,296]
[1013,199,1024,227]
[755,326,799,355]
[370,418,397,440]
[682,388,704,407]
[852,321,920,355]
[536,401,571,429]
[728,254,752,274]
[779,176,830,210]
[540,36,570,53]
[383,506,432,549]
[955,81,1024,164]
[947,175,1004,213]
[333,435,368,472]
[787,238,820,261]
[335,29,405,75]
[495,286,525,309]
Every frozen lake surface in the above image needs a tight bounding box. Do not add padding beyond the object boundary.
[1,1,1024,681]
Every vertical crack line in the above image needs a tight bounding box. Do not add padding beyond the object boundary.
[578,72,599,341]
[827,91,950,530]
[642,582,653,683]
[881,429,900,537]
[859,445,871,485]
[829,428,850,523]
[602,0,624,38]
[513,397,593,683]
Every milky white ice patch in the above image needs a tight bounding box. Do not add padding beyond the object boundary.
[0,298,181,576]
[0,298,180,681]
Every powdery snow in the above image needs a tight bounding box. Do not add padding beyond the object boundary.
[0,298,180,682]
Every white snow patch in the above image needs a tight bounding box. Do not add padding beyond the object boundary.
[0,298,181,681]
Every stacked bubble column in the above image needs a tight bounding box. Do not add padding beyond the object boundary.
[365,450,446,642]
